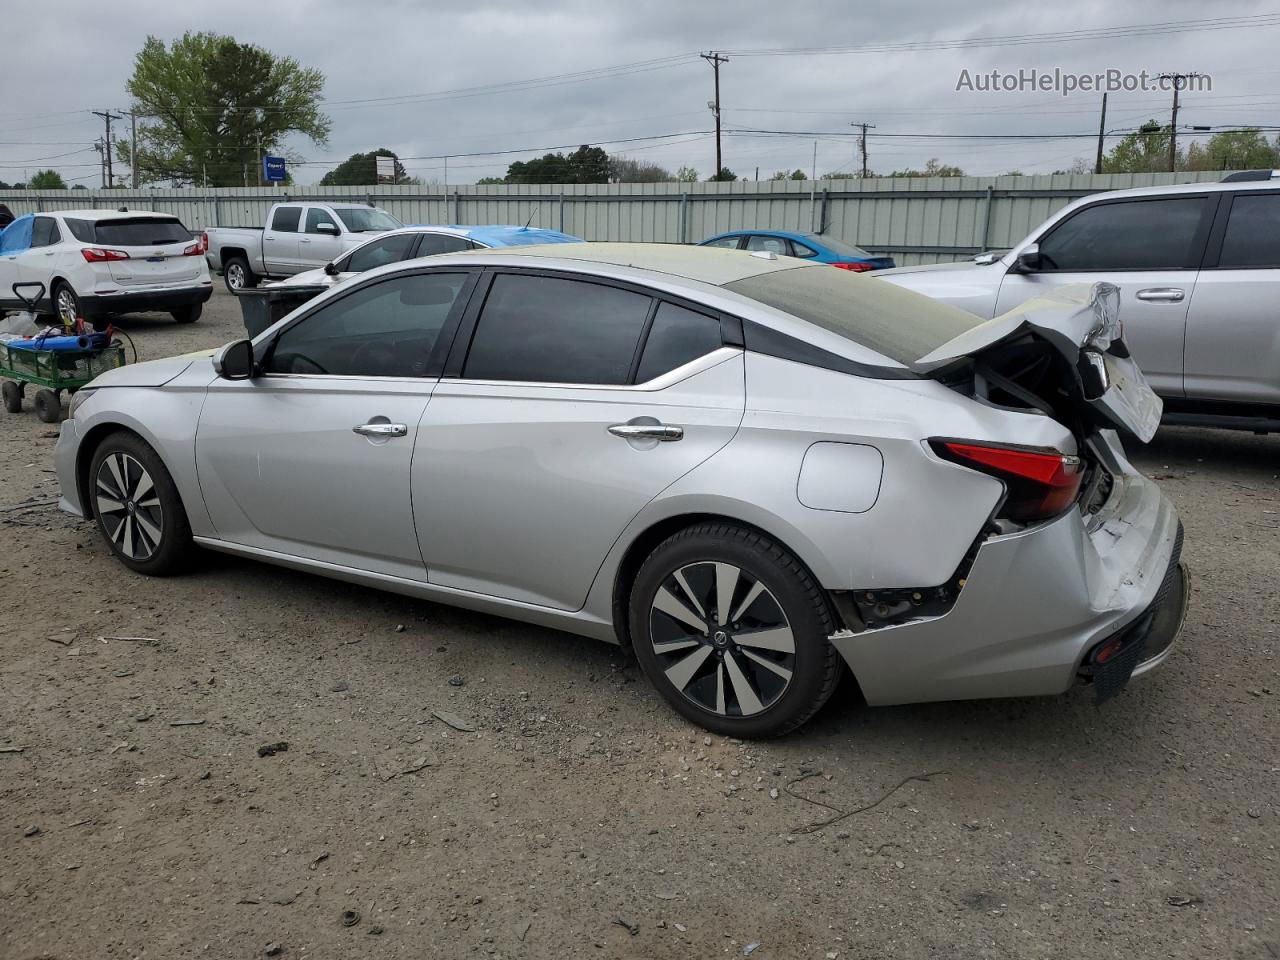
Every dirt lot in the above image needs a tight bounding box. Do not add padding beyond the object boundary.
[1,287,1277,959]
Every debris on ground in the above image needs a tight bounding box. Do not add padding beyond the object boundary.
[1167,895,1201,907]
[431,709,475,732]
[611,916,639,936]
[23,825,39,837]
[341,908,361,927]
[447,675,465,687]
[0,746,25,754]
[264,943,282,956]
[308,853,329,871]
[744,943,762,956]
[169,719,205,727]
[367,925,384,935]
[257,742,289,758]
[97,635,160,644]
[330,680,349,693]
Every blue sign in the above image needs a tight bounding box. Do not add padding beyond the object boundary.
[263,156,287,183]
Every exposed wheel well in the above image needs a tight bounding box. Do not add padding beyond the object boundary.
[219,247,248,268]
[610,513,834,656]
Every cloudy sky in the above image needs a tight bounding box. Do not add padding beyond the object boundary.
[5,0,1280,187]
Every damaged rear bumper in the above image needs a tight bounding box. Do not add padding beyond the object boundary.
[830,458,1185,706]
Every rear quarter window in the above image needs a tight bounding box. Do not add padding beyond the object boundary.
[725,266,982,365]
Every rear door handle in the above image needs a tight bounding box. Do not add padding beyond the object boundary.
[608,423,683,441]
[300,238,312,243]
[1135,287,1185,302]
[353,422,408,438]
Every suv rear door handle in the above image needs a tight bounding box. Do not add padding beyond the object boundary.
[608,423,683,441]
[1135,287,1185,302]
[353,422,408,438]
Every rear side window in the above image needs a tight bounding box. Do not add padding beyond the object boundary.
[270,206,302,233]
[463,274,651,384]
[94,217,190,245]
[64,218,95,242]
[790,240,819,258]
[745,235,789,256]
[415,233,473,256]
[344,233,418,273]
[702,236,741,250]
[725,266,981,365]
[30,217,61,247]
[635,303,723,382]
[1218,194,1280,268]
[1037,198,1207,271]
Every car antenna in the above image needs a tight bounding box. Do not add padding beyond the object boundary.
[521,212,535,231]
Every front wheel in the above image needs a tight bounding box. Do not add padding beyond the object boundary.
[223,257,257,294]
[89,432,194,575]
[629,523,843,738]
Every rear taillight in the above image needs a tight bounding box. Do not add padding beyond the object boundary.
[931,440,1084,522]
[81,248,129,263]
[183,242,201,256]
[199,232,209,254]
[832,261,873,272]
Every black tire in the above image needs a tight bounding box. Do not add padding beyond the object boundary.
[223,257,257,294]
[629,523,842,738]
[171,303,202,324]
[53,281,81,327]
[33,389,61,423]
[1,380,22,414]
[89,431,194,576]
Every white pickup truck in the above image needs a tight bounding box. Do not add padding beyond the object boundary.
[203,202,403,292]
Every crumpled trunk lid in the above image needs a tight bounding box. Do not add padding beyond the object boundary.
[917,282,1162,443]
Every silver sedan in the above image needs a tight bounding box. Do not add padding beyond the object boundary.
[55,244,1188,736]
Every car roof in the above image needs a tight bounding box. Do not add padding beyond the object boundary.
[50,209,183,221]
[1073,179,1280,201]
[462,225,581,247]
[459,241,808,285]
[705,228,815,242]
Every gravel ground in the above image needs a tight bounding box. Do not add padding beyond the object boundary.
[1,288,1277,959]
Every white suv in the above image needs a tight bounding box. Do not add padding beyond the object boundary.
[0,209,213,325]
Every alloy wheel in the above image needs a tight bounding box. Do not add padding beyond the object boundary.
[56,288,77,325]
[648,561,795,717]
[95,452,164,561]
[226,263,245,289]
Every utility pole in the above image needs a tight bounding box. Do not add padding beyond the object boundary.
[1094,93,1108,174]
[701,51,728,179]
[93,139,106,189]
[850,122,876,179]
[92,110,123,187]
[128,110,139,188]
[1158,73,1201,172]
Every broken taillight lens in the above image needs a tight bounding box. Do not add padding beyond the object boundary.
[931,440,1084,522]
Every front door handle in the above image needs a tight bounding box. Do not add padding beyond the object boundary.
[1135,287,1185,302]
[353,421,408,438]
[608,422,683,441]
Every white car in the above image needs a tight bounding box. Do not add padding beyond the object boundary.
[0,209,212,325]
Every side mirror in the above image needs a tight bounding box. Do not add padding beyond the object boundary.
[323,261,339,276]
[316,222,339,235]
[1012,243,1043,273]
[213,339,255,380]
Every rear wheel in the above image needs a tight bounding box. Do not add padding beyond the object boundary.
[53,281,80,326]
[33,389,60,423]
[629,523,842,738]
[171,303,202,324]
[89,432,194,575]
[223,257,256,293]
[1,380,22,414]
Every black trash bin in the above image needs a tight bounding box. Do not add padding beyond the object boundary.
[235,285,329,338]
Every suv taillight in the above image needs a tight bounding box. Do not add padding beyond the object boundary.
[81,248,129,262]
[931,440,1084,522]
[832,261,873,272]
[199,232,209,254]
[183,242,202,256]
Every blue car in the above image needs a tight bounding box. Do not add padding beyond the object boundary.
[699,230,894,271]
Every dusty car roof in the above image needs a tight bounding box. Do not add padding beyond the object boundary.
[51,209,185,221]
[465,241,811,286]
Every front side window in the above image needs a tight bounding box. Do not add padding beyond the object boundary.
[635,303,723,382]
[333,207,403,233]
[1036,198,1206,271]
[343,233,419,273]
[266,273,468,377]
[415,233,473,256]
[1218,194,1280,268]
[30,217,60,248]
[305,208,340,234]
[270,206,302,233]
[463,274,651,384]
[744,235,789,256]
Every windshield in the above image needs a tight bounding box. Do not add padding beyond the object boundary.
[724,265,983,365]
[333,207,403,232]
[808,234,872,258]
[94,217,191,246]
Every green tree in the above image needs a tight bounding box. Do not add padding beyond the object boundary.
[504,144,611,184]
[1183,128,1279,171]
[609,156,673,182]
[769,169,807,181]
[117,32,329,186]
[28,169,67,189]
[708,166,737,182]
[475,176,506,185]
[676,165,699,183]
[1102,120,1176,173]
[886,158,966,178]
[320,148,413,186]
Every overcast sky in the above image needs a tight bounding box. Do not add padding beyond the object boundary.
[5,0,1280,187]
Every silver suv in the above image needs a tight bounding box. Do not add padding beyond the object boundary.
[877,177,1280,432]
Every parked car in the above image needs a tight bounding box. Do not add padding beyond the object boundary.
[0,209,212,325]
[203,202,403,293]
[876,179,1280,431]
[55,244,1185,737]
[270,224,582,289]
[700,230,895,271]
[0,204,15,229]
